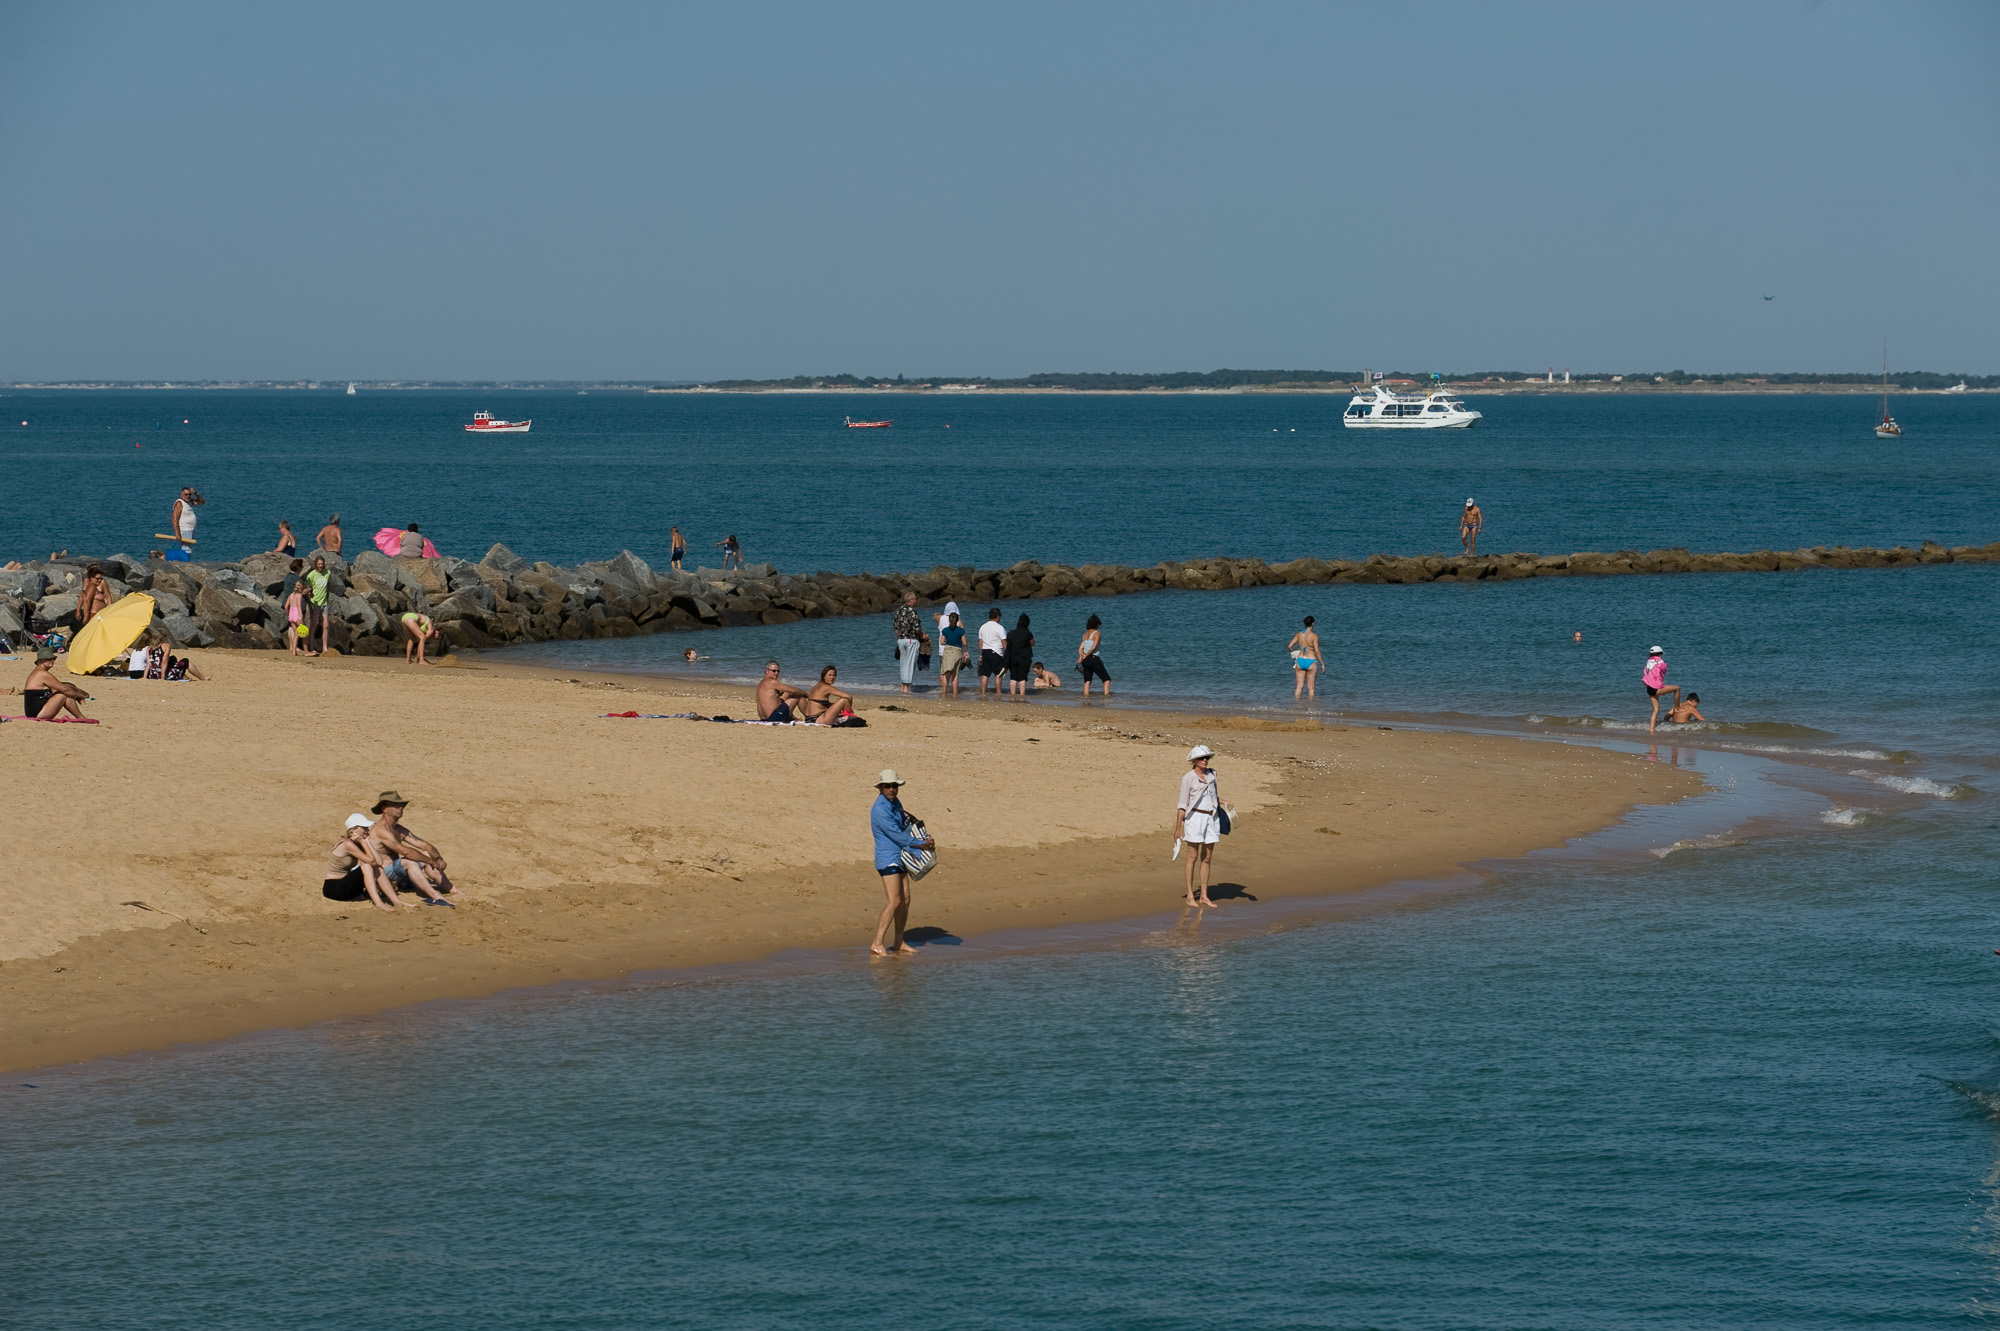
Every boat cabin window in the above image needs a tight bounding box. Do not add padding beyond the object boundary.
[1346,404,1371,416]
[1425,404,1446,412]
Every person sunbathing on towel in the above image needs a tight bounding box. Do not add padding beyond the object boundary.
[799,664,856,726]
[755,660,813,723]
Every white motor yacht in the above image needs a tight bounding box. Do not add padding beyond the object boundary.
[1342,385,1481,429]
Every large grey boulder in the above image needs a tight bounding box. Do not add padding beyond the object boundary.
[329,594,380,632]
[480,543,528,574]
[149,590,190,619]
[161,613,212,647]
[0,598,23,638]
[204,568,264,598]
[194,582,266,627]
[0,570,48,601]
[31,594,78,630]
[351,549,397,581]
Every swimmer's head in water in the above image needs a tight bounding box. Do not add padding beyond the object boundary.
[684,649,697,661]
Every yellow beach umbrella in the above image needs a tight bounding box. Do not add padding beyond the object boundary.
[66,592,157,675]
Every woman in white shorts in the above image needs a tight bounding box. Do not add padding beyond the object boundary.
[1175,744,1225,908]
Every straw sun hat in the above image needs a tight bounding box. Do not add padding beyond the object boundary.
[876,770,905,787]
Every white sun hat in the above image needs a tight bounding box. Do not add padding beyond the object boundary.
[1465,497,1476,506]
[1649,645,1664,654]
[344,813,374,830]
[1187,744,1214,761]
[876,769,905,787]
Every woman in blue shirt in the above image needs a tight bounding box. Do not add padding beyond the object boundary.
[870,769,933,956]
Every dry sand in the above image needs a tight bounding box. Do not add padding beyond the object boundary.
[0,650,1701,1072]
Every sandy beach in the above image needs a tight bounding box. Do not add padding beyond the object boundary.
[0,650,1702,1073]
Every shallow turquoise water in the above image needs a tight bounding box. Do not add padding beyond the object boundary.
[2,391,1997,1326]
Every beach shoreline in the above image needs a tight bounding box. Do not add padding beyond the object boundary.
[0,650,1702,1074]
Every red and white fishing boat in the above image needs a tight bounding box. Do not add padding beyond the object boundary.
[466,411,531,433]
[843,416,893,429]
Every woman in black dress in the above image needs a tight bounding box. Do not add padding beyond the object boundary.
[1006,612,1035,699]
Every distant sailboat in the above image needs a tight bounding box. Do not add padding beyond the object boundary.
[347,382,357,396]
[1874,343,1901,439]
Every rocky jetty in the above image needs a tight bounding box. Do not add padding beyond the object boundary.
[4,540,1995,655]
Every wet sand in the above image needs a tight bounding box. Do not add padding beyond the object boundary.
[0,650,1701,1072]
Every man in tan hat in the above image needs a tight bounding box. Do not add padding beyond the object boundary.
[365,791,457,906]
[869,769,933,956]
[17,645,90,720]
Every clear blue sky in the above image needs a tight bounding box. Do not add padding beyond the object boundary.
[2,0,1994,380]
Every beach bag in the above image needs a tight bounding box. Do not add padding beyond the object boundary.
[900,818,936,880]
[1218,806,1232,836]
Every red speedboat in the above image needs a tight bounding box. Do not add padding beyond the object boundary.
[466,411,531,433]
[843,416,892,429]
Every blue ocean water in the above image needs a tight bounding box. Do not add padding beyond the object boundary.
[3,391,1998,1327]
[2,388,1995,568]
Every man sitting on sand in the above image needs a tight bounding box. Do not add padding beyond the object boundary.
[365,791,457,906]
[1030,661,1063,689]
[755,660,811,723]
[15,646,89,719]
[1661,692,1705,725]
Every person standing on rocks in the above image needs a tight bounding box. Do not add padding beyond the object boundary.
[669,526,686,572]
[892,591,923,693]
[716,534,743,570]
[1460,498,1483,557]
[1288,616,1322,700]
[74,565,110,629]
[167,486,204,562]
[305,555,334,655]
[977,608,1008,698]
[1077,614,1111,697]
[317,513,343,556]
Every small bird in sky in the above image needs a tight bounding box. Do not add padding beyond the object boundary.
[1762,294,1776,301]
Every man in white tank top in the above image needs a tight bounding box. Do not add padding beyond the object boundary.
[167,487,204,562]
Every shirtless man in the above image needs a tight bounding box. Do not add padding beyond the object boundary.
[755,660,811,722]
[1030,662,1063,689]
[1661,692,1705,725]
[1460,497,1483,557]
[316,513,343,556]
[364,792,456,905]
[799,664,855,726]
[17,646,89,719]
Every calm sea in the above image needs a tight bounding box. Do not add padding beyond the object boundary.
[3,390,1998,1327]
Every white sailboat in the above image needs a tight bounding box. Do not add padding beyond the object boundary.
[346,382,357,396]
[1874,344,1900,439]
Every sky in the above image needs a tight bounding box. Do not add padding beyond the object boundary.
[2,0,1995,381]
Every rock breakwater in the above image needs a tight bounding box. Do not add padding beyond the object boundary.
[4,540,1994,655]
